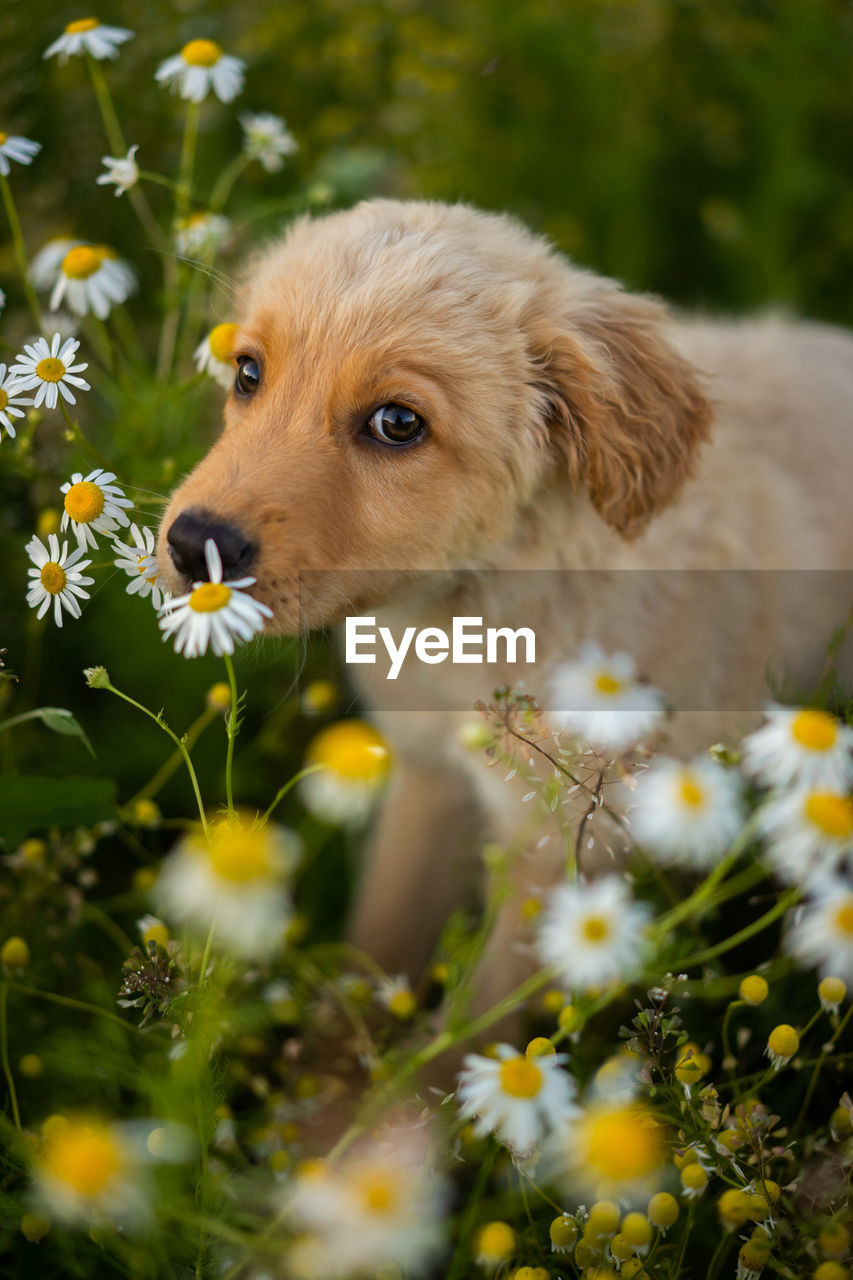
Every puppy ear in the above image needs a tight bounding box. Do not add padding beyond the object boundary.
[531,288,713,537]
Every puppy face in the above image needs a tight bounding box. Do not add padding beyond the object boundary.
[158,200,711,633]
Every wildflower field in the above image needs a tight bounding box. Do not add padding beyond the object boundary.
[1,3,853,1279]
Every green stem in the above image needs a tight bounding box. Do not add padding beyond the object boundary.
[0,174,44,330]
[7,980,160,1037]
[651,815,761,944]
[198,921,216,989]
[208,153,250,213]
[676,887,799,969]
[721,1000,743,1081]
[222,653,239,814]
[58,399,114,471]
[177,102,201,224]
[793,1002,853,1134]
[706,1228,733,1280]
[90,675,208,835]
[125,707,217,809]
[446,1146,497,1280]
[0,984,21,1132]
[262,764,325,822]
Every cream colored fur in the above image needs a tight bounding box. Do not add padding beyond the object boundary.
[158,199,853,1018]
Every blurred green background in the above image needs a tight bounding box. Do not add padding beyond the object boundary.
[2,0,852,844]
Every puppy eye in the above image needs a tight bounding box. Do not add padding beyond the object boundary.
[365,403,425,446]
[235,355,261,396]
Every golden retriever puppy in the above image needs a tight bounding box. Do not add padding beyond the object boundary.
[158,199,853,1016]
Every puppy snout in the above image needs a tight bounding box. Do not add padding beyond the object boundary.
[167,510,256,582]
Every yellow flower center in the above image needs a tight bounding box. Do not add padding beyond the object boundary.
[189,582,232,612]
[804,791,853,839]
[356,1170,398,1214]
[791,708,838,752]
[181,39,222,67]
[0,133,7,145]
[40,562,67,594]
[582,914,610,943]
[42,1121,123,1197]
[208,322,239,363]
[678,773,706,808]
[306,721,390,781]
[580,1104,665,1183]
[135,554,158,584]
[64,480,105,524]
[65,18,100,33]
[0,389,8,412]
[387,989,417,1020]
[35,357,66,383]
[834,901,853,937]
[499,1055,543,1098]
[205,816,273,883]
[595,671,624,696]
[62,245,102,280]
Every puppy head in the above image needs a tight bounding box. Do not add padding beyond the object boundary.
[158,200,711,632]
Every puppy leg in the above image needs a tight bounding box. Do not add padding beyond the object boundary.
[348,762,483,979]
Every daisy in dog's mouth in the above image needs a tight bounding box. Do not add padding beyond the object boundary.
[158,537,272,657]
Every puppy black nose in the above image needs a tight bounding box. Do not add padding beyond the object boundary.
[167,510,256,582]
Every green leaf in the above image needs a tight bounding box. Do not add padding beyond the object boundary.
[0,706,95,756]
[0,774,117,847]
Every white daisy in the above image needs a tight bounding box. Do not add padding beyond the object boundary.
[544,1099,666,1205]
[25,533,93,627]
[155,40,245,104]
[300,719,391,826]
[375,974,417,1021]
[0,132,41,177]
[96,145,139,197]
[112,523,169,609]
[50,244,135,319]
[44,19,134,63]
[33,1114,148,1228]
[785,877,853,983]
[631,755,744,869]
[60,468,132,550]
[536,876,653,993]
[457,1043,578,1156]
[286,1137,448,1279]
[173,211,230,257]
[30,238,84,290]
[239,112,298,172]
[742,704,853,791]
[0,364,34,440]
[194,322,238,389]
[547,643,665,754]
[158,537,272,658]
[154,811,297,960]
[758,786,853,884]
[10,333,90,410]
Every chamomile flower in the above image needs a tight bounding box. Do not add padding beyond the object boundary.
[239,112,298,172]
[785,877,853,984]
[536,876,653,993]
[158,538,272,658]
[631,756,744,869]
[194,322,238,388]
[547,643,664,753]
[155,40,245,104]
[44,19,133,63]
[25,533,93,627]
[742,704,853,791]
[154,811,300,959]
[60,468,132,550]
[545,1100,667,1203]
[50,244,135,318]
[456,1043,578,1156]
[286,1137,448,1278]
[112,523,168,609]
[10,333,90,409]
[173,211,230,256]
[96,145,139,197]
[0,132,41,177]
[33,1114,146,1227]
[758,786,853,884]
[376,974,418,1021]
[299,720,391,825]
[0,364,34,440]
